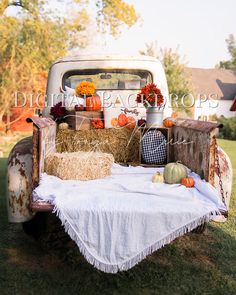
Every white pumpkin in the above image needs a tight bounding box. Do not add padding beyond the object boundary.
[58,122,69,130]
[152,172,164,183]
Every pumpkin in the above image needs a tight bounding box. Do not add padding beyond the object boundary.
[86,95,101,111]
[111,117,118,127]
[126,116,136,129]
[91,119,104,129]
[163,118,175,128]
[164,161,187,184]
[152,172,164,183]
[58,122,69,130]
[171,112,178,118]
[118,113,128,127]
[181,177,195,188]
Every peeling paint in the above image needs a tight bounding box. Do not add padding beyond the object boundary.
[214,147,232,210]
[7,137,35,223]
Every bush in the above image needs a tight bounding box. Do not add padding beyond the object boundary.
[216,116,236,140]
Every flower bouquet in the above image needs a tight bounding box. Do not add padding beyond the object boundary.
[75,81,101,111]
[50,102,66,123]
[136,83,164,108]
[137,83,165,127]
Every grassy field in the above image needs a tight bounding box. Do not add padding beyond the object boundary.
[0,137,235,295]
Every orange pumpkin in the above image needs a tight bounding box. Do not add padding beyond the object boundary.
[181,177,195,188]
[163,118,175,128]
[91,119,104,129]
[118,113,128,127]
[111,117,118,127]
[86,96,101,111]
[126,116,136,129]
[171,112,178,118]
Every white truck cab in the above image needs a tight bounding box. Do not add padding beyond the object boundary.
[43,55,172,118]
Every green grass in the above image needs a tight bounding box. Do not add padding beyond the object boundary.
[0,138,235,295]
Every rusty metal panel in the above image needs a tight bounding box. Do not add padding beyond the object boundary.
[28,117,57,180]
[32,125,39,188]
[26,117,55,129]
[174,118,223,133]
[172,126,212,180]
[208,136,216,186]
[29,118,56,213]
[171,118,223,181]
[7,137,35,222]
[214,147,233,211]
[38,121,57,175]
[31,201,54,212]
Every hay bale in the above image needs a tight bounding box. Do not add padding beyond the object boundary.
[56,128,140,164]
[45,151,114,180]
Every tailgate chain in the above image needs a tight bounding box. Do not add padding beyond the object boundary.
[214,136,228,217]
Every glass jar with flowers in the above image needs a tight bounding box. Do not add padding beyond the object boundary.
[75,81,101,111]
[136,83,164,127]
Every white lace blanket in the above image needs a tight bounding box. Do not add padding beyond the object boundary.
[33,164,226,273]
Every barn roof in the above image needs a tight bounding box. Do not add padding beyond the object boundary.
[186,68,236,100]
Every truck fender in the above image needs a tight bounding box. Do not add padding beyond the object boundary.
[213,147,233,222]
[7,137,35,223]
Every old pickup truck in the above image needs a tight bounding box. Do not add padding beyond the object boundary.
[7,55,233,248]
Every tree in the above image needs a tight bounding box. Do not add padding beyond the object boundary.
[217,34,236,70]
[140,42,193,115]
[96,0,138,36]
[0,0,138,130]
[0,13,68,129]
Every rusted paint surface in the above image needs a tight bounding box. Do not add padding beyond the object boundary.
[38,121,56,175]
[214,147,232,210]
[7,118,57,221]
[172,126,211,180]
[32,125,39,189]
[7,137,35,223]
[26,117,55,129]
[173,118,223,133]
[31,201,54,212]
[30,117,56,213]
[208,136,216,186]
[172,124,232,219]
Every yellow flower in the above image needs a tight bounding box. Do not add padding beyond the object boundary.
[75,81,96,96]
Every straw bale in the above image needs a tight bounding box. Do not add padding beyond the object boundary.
[45,151,114,180]
[56,128,140,164]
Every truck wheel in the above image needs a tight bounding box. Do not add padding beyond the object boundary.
[22,213,71,250]
[192,223,206,234]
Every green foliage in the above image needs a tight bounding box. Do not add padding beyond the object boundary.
[214,116,236,140]
[96,0,138,36]
[0,0,138,128]
[161,48,192,99]
[140,43,193,115]
[217,34,236,70]
[0,14,68,123]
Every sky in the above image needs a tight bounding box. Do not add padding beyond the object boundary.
[92,0,236,68]
[6,0,236,69]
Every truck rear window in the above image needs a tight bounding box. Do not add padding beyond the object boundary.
[63,69,152,90]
